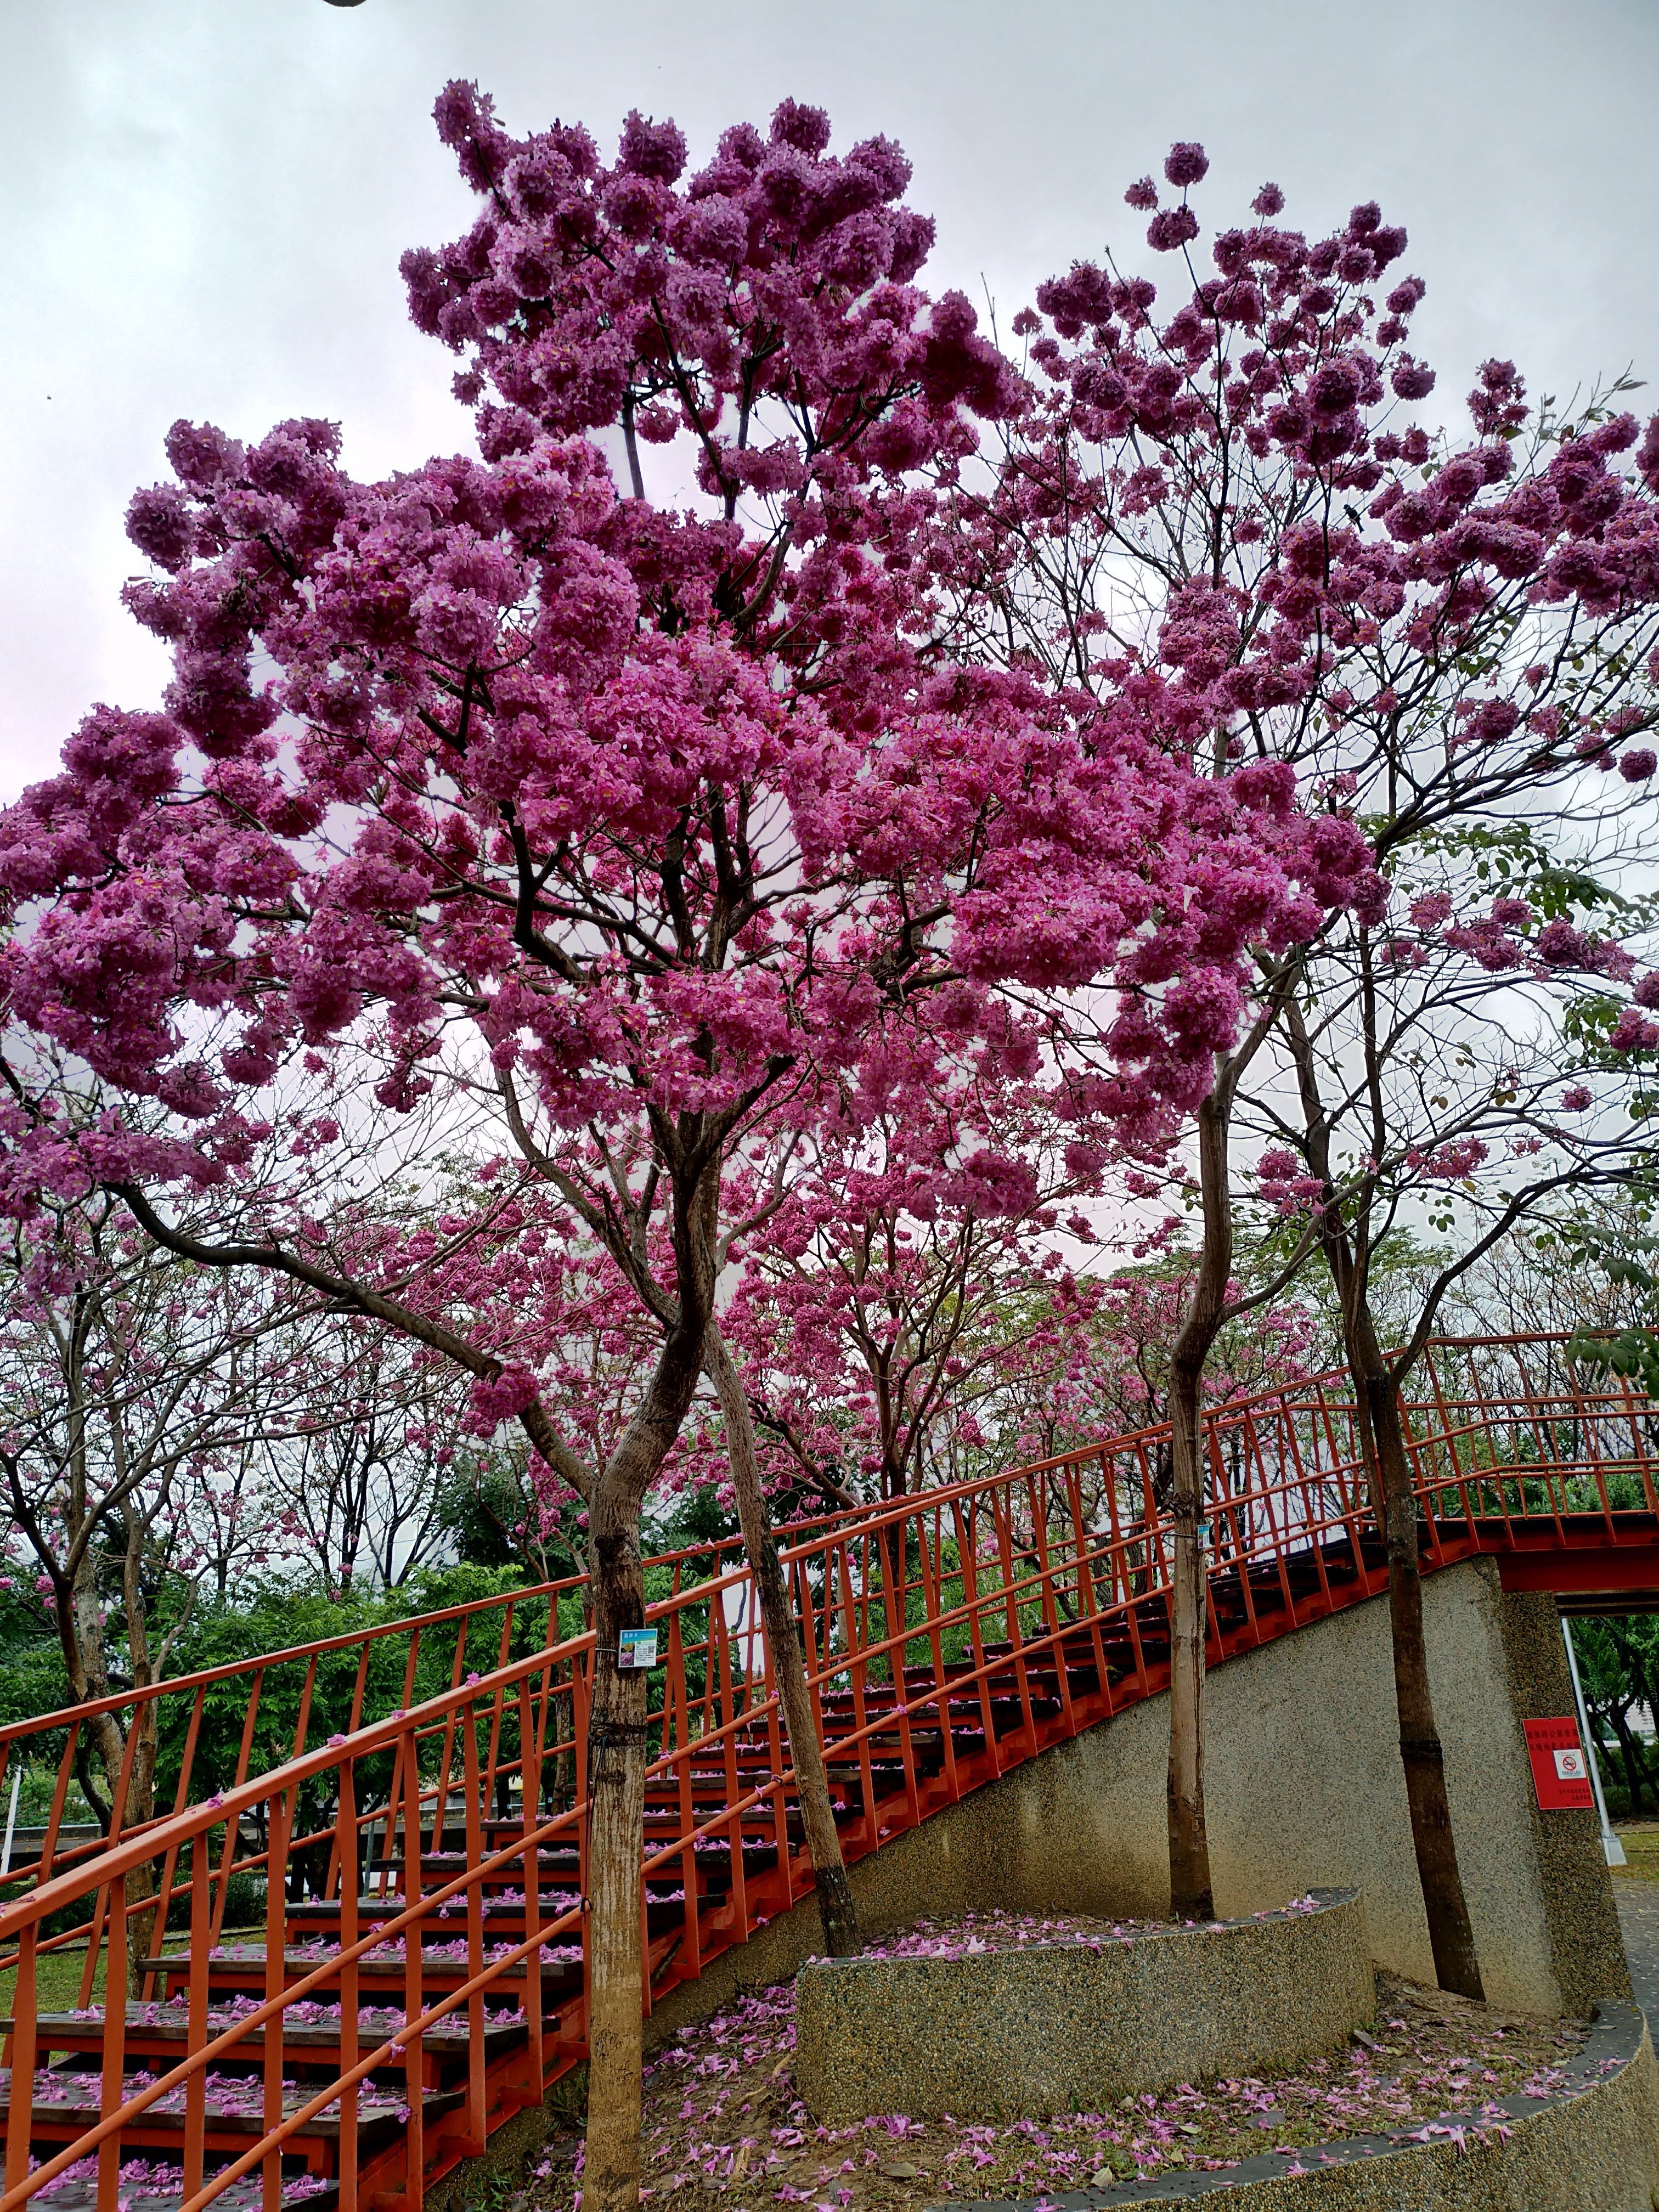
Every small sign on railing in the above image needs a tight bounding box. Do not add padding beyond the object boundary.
[618,1626,660,1670]
[1523,1717,1595,1810]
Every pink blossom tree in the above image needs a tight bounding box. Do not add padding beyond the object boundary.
[973,1251,1321,1510]
[261,1327,472,1600]
[0,1084,354,1983]
[713,1023,1115,1510]
[1244,805,1659,1980]
[725,1207,1319,1527]
[953,143,1659,1958]
[0,90,1350,2209]
[0,1134,328,1837]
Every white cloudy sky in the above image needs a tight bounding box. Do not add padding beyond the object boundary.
[3,0,1655,799]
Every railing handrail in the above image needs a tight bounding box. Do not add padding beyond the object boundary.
[0,1497,883,1757]
[2,1329,1647,1762]
[1,1328,1649,1898]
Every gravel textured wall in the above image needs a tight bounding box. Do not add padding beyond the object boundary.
[794,1891,1373,2123]
[968,2000,1659,2210]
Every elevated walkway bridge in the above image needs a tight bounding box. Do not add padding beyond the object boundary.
[1,1332,1655,2212]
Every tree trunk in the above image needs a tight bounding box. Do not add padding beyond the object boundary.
[706,1325,857,1956]
[1282,991,1483,2000]
[1585,1708,1620,1802]
[877,1502,907,1693]
[1164,1089,1229,1922]
[1165,1348,1214,1921]
[1350,1324,1485,2000]
[877,1396,908,1659]
[1609,1626,1659,1811]
[120,1709,161,1997]
[1605,1699,1649,1814]
[121,1516,162,1991]
[581,1493,652,2212]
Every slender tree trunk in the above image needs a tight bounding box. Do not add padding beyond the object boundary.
[60,1545,126,1832]
[1583,1706,1618,1801]
[121,1515,162,1991]
[877,1381,908,1658]
[1609,1627,1659,1810]
[562,1161,721,2212]
[878,1487,907,1685]
[581,1488,652,2212]
[121,1713,161,1996]
[1605,1700,1649,1814]
[1164,1090,1229,1922]
[1165,1350,1213,1920]
[706,1325,857,1955]
[552,1685,575,1810]
[1160,965,1296,1920]
[1346,1313,1485,1999]
[1282,993,1483,1999]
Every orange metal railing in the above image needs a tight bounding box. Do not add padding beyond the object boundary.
[1,1330,1656,2212]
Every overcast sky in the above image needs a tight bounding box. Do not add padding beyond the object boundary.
[3,0,1655,800]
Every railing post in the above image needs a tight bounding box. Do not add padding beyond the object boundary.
[518,1677,545,2103]
[338,1752,359,2212]
[183,1815,209,2205]
[211,1671,265,1945]
[290,1656,319,1764]
[461,1705,487,2156]
[95,1859,131,2212]
[4,1919,38,2197]
[951,1497,1000,1776]
[148,1682,208,1997]
[483,1604,515,1816]
[912,1505,958,1800]
[400,1723,426,2212]
[263,1782,291,2212]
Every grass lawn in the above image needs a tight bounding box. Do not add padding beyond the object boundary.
[0,1940,109,2019]
[1612,1821,1659,1881]
[0,1928,267,2022]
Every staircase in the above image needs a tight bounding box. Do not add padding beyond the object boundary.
[3,1330,1657,2212]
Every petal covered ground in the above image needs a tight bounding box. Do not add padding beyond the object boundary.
[527,1912,1589,2207]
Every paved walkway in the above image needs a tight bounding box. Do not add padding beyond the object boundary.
[1615,1878,1659,2021]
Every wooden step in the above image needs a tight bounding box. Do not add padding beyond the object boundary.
[142,1946,583,2008]
[27,2173,340,2212]
[0,2071,464,2170]
[287,1892,579,1927]
[4,2002,529,2085]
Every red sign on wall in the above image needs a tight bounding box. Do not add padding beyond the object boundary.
[1523,1717,1595,1810]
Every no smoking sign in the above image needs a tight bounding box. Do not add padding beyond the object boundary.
[1523,1717,1595,1810]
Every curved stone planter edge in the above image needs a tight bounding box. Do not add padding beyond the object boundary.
[944,1998,1659,2211]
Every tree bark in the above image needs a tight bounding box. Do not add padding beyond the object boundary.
[1607,1623,1659,1812]
[1604,1699,1649,1813]
[580,1493,652,2212]
[1280,997,1483,2000]
[1164,1091,1229,1922]
[120,1505,163,1990]
[1165,1350,1213,1920]
[706,1324,857,1955]
[552,1156,723,2212]
[1349,1322,1486,2000]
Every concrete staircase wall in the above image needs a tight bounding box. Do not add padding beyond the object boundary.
[653,1558,1628,2028]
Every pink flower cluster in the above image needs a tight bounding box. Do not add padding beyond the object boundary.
[0,104,1402,1262]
